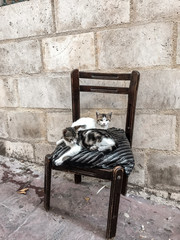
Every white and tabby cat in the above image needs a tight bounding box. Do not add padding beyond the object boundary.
[71,112,112,130]
[55,127,116,166]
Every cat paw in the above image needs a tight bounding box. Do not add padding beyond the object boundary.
[56,140,61,145]
[55,158,63,166]
[98,146,108,151]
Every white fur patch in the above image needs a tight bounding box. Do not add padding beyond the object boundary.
[55,145,82,166]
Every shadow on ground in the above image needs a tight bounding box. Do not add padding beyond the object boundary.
[0,156,179,240]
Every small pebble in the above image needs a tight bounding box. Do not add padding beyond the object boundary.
[124,212,130,218]
[141,225,145,231]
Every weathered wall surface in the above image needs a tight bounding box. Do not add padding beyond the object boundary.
[0,0,180,202]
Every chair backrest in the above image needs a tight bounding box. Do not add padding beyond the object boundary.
[71,69,140,146]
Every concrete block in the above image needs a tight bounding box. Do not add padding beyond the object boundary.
[133,114,176,150]
[133,0,180,22]
[97,22,173,69]
[42,33,96,72]
[7,111,46,141]
[0,77,18,107]
[170,192,180,201]
[136,70,180,109]
[80,79,128,109]
[110,114,126,129]
[5,141,34,161]
[18,74,71,108]
[81,92,127,110]
[47,112,72,143]
[34,143,55,165]
[0,111,8,139]
[55,0,130,32]
[0,40,41,75]
[129,151,146,187]
[147,152,180,190]
[0,0,54,40]
[149,189,169,199]
[176,24,180,64]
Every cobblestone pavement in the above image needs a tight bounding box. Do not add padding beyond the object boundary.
[0,156,179,240]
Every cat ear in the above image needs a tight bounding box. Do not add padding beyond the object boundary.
[96,112,99,117]
[63,128,67,135]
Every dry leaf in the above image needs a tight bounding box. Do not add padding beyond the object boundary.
[17,188,29,195]
[84,197,90,202]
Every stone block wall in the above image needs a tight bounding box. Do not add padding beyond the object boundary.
[0,0,180,201]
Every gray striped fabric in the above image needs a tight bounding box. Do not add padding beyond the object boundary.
[51,128,134,176]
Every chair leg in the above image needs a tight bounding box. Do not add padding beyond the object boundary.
[121,173,128,196]
[74,174,81,184]
[44,155,52,211]
[106,167,123,239]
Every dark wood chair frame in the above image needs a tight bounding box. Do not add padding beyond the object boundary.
[44,69,140,239]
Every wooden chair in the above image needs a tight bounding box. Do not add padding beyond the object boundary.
[44,69,140,239]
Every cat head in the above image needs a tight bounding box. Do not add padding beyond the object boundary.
[96,112,112,128]
[63,127,77,144]
[63,125,84,144]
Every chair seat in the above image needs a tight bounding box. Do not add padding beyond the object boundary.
[50,128,134,176]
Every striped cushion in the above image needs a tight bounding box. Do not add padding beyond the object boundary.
[51,128,134,176]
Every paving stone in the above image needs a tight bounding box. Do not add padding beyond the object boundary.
[0,0,54,40]
[0,183,17,202]
[0,40,41,75]
[97,22,173,69]
[42,33,96,72]
[55,0,130,32]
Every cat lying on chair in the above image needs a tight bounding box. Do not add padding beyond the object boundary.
[55,126,116,166]
[71,112,112,130]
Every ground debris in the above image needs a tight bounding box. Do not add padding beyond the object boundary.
[17,187,29,195]
[84,197,90,202]
[141,225,145,231]
[124,212,130,218]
